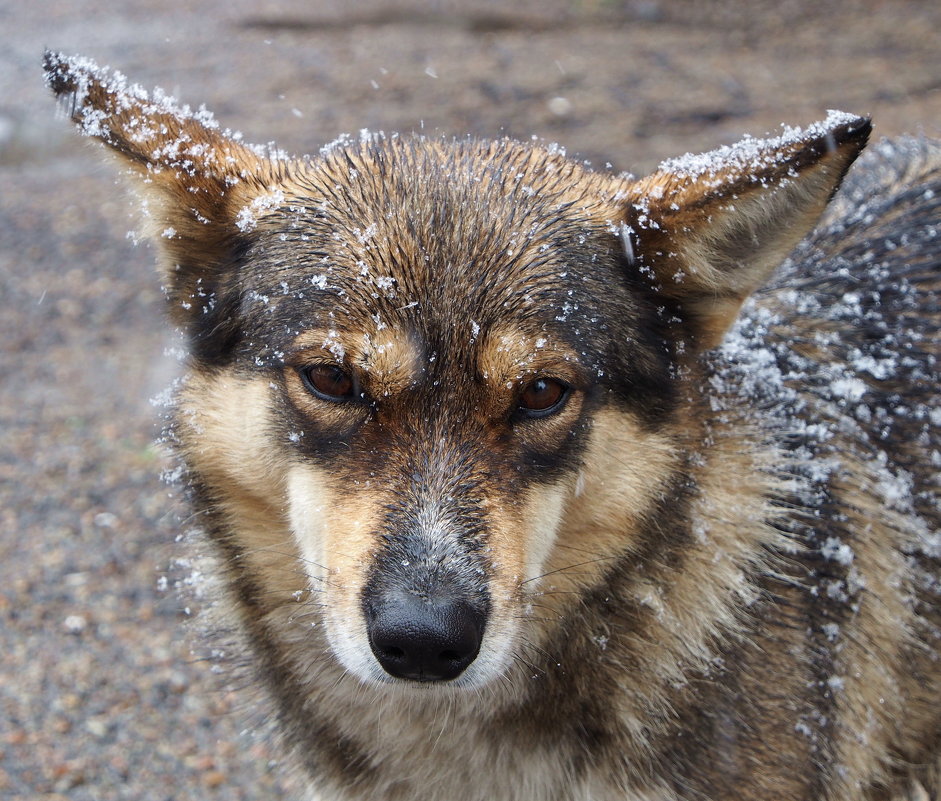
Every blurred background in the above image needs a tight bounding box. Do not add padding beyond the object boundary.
[2,1,940,798]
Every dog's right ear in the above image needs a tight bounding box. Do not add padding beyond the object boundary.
[44,52,284,341]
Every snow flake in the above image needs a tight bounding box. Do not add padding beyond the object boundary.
[821,537,854,566]
[236,189,285,233]
[323,330,345,361]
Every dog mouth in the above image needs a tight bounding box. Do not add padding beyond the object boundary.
[363,587,487,682]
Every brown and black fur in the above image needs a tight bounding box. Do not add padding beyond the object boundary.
[45,52,940,801]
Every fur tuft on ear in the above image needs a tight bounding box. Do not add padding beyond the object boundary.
[621,112,871,350]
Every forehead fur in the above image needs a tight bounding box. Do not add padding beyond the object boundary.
[241,137,633,353]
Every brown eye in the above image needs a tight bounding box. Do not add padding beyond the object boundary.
[301,364,357,402]
[517,378,569,418]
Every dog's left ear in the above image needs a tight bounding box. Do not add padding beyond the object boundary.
[44,51,283,340]
[620,113,871,350]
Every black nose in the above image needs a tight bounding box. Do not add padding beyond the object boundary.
[365,591,486,682]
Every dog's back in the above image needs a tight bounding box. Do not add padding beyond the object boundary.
[694,138,941,800]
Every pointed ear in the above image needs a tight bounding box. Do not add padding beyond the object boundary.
[620,113,871,350]
[44,51,285,333]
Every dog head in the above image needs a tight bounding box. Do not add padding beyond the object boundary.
[46,53,868,689]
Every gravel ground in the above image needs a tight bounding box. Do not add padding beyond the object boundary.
[2,1,940,798]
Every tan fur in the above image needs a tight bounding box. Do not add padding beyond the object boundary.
[47,52,941,801]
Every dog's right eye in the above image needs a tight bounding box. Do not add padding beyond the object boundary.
[516,377,570,419]
[301,364,358,402]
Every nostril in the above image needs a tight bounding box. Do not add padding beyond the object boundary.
[365,592,486,682]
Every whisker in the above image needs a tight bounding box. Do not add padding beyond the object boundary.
[521,555,617,586]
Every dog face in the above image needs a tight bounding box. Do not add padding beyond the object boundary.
[46,53,869,690]
[179,138,685,687]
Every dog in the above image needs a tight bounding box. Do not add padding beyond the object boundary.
[45,51,940,801]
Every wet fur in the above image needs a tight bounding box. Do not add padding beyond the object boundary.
[46,52,941,801]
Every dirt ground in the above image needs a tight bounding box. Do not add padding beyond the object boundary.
[1,1,940,798]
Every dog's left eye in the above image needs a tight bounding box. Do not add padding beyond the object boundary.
[516,378,570,418]
[301,364,358,402]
